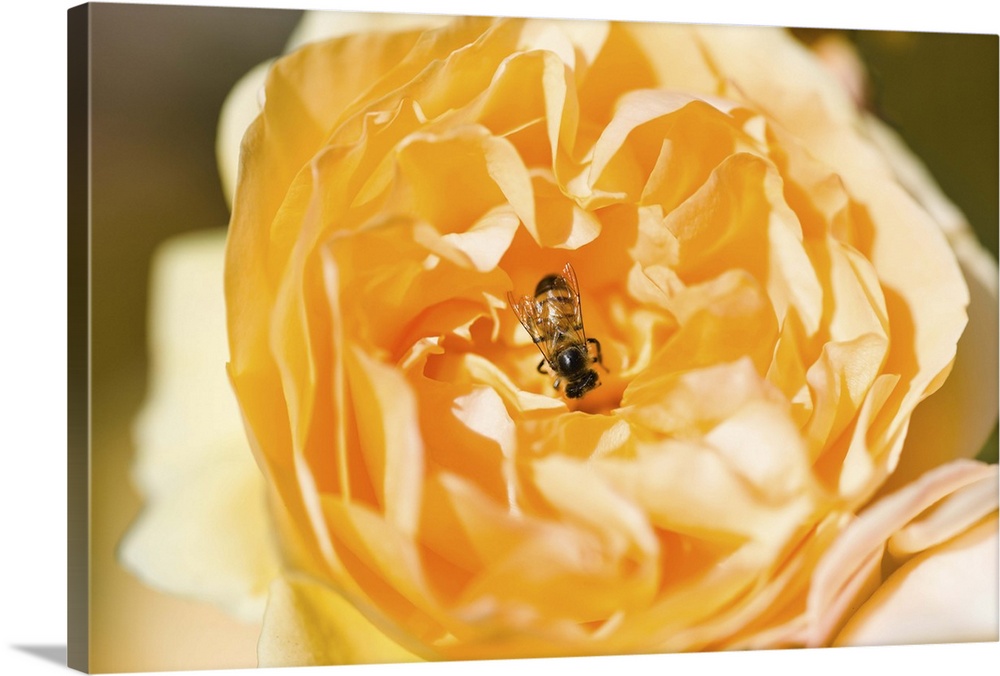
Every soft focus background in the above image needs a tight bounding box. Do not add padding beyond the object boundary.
[88,5,302,671]
[84,4,997,673]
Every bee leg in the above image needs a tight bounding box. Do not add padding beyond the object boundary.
[537,359,549,374]
[587,338,609,372]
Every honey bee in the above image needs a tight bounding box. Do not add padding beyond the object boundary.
[508,263,606,399]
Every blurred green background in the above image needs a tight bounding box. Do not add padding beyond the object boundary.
[857,30,998,463]
[83,5,998,672]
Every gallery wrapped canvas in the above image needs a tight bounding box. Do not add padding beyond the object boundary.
[66,2,998,673]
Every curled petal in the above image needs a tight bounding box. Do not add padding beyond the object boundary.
[835,514,999,646]
[806,461,998,646]
[864,114,999,486]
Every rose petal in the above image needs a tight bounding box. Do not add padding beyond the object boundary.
[122,230,278,621]
[286,10,454,53]
[530,173,602,250]
[595,436,814,546]
[258,575,423,666]
[216,60,271,208]
[692,23,972,483]
[320,498,448,641]
[452,386,520,512]
[439,206,521,272]
[227,25,445,373]
[835,514,999,646]
[119,455,277,622]
[218,9,457,207]
[884,227,999,487]
[344,345,424,536]
[805,460,997,645]
[395,126,536,235]
[888,470,999,557]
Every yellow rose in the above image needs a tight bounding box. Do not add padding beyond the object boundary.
[124,13,998,668]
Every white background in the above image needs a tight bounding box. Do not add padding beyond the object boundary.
[1,0,997,675]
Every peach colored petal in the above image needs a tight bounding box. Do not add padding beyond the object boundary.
[659,151,824,336]
[531,456,659,558]
[395,126,535,235]
[622,357,781,437]
[451,385,521,513]
[517,18,608,75]
[218,13,456,209]
[628,270,777,381]
[320,498,450,641]
[344,345,424,536]
[257,575,423,667]
[475,50,572,166]
[803,333,890,462]
[693,24,970,479]
[583,92,766,212]
[594,437,814,546]
[438,206,520,272]
[835,514,999,647]
[454,524,653,627]
[530,173,602,250]
[703,398,811,501]
[691,24,857,139]
[817,373,899,501]
[421,471,540,573]
[863,116,999,484]
[617,21,718,95]
[614,538,790,652]
[226,25,444,372]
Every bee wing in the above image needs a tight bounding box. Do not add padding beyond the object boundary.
[507,291,557,364]
[559,262,588,343]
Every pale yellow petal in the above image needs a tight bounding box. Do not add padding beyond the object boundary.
[216,60,271,209]
[888,467,999,557]
[258,575,424,666]
[119,455,277,622]
[806,460,996,645]
[286,10,455,52]
[123,230,278,621]
[835,514,999,647]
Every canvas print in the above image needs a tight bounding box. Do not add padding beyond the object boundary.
[68,3,999,673]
